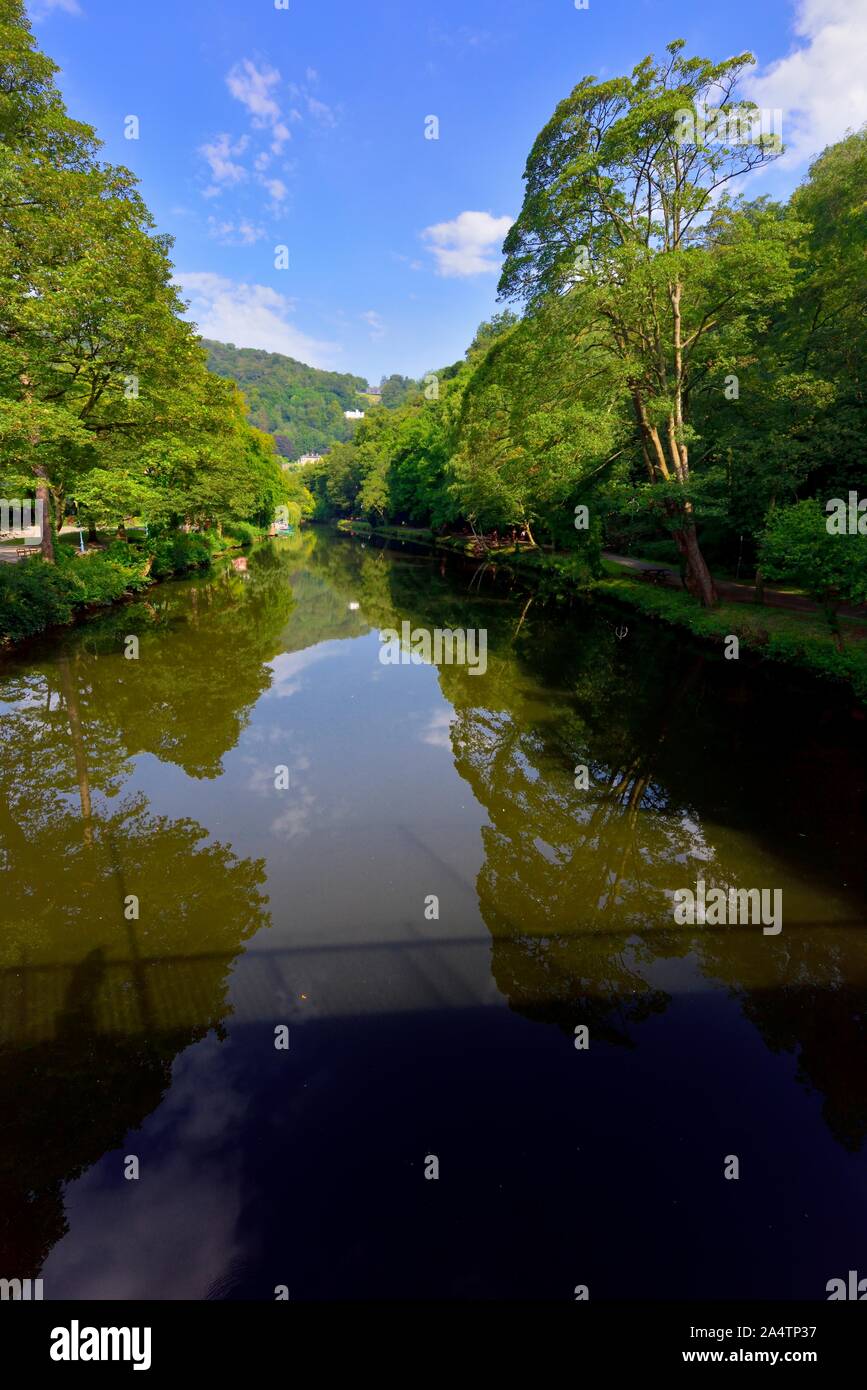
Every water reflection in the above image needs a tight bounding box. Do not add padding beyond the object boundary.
[0,550,293,1275]
[0,530,865,1296]
[309,535,867,1130]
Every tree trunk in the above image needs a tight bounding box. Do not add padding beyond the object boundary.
[672,522,717,606]
[754,566,765,604]
[32,465,55,563]
[20,373,55,562]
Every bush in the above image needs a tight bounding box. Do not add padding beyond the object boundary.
[222,520,261,548]
[0,528,219,646]
[761,499,867,606]
[0,557,75,642]
[138,532,214,578]
[56,546,151,606]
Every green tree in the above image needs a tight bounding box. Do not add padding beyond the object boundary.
[379,374,419,410]
[451,302,624,547]
[760,499,867,648]
[0,3,283,560]
[499,40,786,605]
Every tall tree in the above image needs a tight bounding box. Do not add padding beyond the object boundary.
[499,40,785,604]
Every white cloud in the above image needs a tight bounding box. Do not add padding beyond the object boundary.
[266,647,339,699]
[207,217,266,247]
[307,96,337,128]
[29,0,82,17]
[421,210,514,277]
[362,310,386,341]
[270,121,291,154]
[428,24,497,53]
[199,133,248,196]
[227,59,292,155]
[176,272,341,369]
[745,0,867,168]
[287,75,338,129]
[226,59,282,126]
[206,59,332,212]
[264,177,288,205]
[421,708,453,749]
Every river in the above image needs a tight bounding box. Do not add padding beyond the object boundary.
[1,528,865,1299]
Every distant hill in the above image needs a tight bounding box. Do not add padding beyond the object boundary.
[203,340,369,461]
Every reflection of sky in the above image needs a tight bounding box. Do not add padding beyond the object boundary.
[107,624,494,1025]
[43,1035,247,1300]
[420,707,454,749]
[40,957,867,1302]
[264,643,342,700]
[132,628,480,858]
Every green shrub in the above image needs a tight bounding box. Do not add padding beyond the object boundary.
[761,499,867,606]
[0,557,75,642]
[138,532,213,578]
[0,528,220,646]
[55,546,150,606]
[222,520,261,548]
[505,544,602,597]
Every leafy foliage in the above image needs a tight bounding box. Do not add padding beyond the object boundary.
[760,499,867,639]
[204,340,368,460]
[0,2,289,575]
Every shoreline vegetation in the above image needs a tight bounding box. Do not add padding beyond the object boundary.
[0,5,312,647]
[334,520,867,703]
[6,515,865,712]
[0,525,270,651]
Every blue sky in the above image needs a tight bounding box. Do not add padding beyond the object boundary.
[29,0,867,384]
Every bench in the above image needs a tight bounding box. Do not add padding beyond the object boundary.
[640,567,671,585]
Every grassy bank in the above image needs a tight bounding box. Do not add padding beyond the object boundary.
[334,522,867,703]
[0,525,263,650]
[335,519,434,543]
[593,571,867,703]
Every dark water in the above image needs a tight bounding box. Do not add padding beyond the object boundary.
[1,529,866,1300]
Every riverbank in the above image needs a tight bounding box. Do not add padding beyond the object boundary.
[334,520,867,703]
[0,527,263,650]
[594,569,867,703]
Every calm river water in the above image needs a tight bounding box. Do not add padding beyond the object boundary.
[1,529,866,1299]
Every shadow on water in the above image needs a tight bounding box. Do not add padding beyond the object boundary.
[0,529,865,1296]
